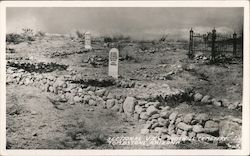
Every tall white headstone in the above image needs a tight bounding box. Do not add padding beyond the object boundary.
[108,48,119,79]
[85,31,92,50]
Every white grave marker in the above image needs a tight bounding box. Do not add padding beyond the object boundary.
[108,48,119,79]
[84,31,92,50]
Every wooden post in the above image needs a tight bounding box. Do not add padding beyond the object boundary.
[211,28,216,62]
[233,32,237,57]
[189,28,194,59]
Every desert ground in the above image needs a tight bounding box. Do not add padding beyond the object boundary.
[6,31,242,149]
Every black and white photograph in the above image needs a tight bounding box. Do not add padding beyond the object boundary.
[0,1,249,155]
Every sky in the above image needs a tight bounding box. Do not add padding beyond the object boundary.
[6,7,243,40]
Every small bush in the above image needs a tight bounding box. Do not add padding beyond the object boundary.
[76,30,85,39]
[35,31,46,37]
[6,28,36,44]
[138,42,151,51]
[6,33,24,44]
[22,28,35,41]
[104,36,112,43]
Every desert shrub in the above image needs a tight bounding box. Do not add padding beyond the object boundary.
[103,35,130,43]
[35,31,46,37]
[138,42,151,51]
[104,36,112,43]
[21,28,35,41]
[85,133,107,146]
[75,30,85,39]
[159,59,167,64]
[6,28,36,44]
[6,33,25,44]
[112,34,130,42]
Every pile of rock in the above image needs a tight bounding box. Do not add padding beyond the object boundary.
[120,97,241,147]
[68,75,136,88]
[116,79,136,88]
[50,49,88,58]
[155,71,174,80]
[7,60,68,73]
[189,92,242,110]
[139,108,219,140]
[83,55,108,67]
[195,53,209,63]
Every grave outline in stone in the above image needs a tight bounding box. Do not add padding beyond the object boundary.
[108,48,119,79]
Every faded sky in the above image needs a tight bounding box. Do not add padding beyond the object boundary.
[7,7,243,40]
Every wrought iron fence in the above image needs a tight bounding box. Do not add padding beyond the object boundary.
[188,28,243,62]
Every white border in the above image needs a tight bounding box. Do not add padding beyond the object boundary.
[0,1,249,156]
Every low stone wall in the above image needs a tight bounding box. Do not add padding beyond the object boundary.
[6,62,242,149]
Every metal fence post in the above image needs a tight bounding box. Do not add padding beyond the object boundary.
[189,28,194,59]
[211,28,216,62]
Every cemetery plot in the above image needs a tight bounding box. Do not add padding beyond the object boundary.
[6,28,243,150]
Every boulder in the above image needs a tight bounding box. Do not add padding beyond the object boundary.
[219,120,241,145]
[139,112,149,120]
[158,117,169,127]
[135,105,143,114]
[147,102,160,108]
[161,134,170,140]
[48,86,54,92]
[183,113,194,124]
[204,120,219,134]
[95,89,106,97]
[195,113,209,124]
[123,97,137,116]
[139,119,147,124]
[146,106,159,116]
[83,95,91,103]
[194,93,203,102]
[73,96,82,103]
[192,124,204,133]
[89,99,96,106]
[151,113,160,119]
[221,98,231,107]
[181,131,188,137]
[143,123,152,129]
[177,122,193,131]
[201,95,211,104]
[176,128,183,136]
[175,117,183,125]
[138,100,147,106]
[160,110,171,119]
[169,112,178,122]
[151,122,160,129]
[106,93,116,99]
[112,104,120,112]
[106,99,116,109]
[168,124,175,135]
[228,102,239,110]
[161,106,171,111]
[188,131,196,138]
[154,127,168,134]
[212,98,222,107]
[54,78,65,87]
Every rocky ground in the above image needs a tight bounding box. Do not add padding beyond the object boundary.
[6,34,243,149]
